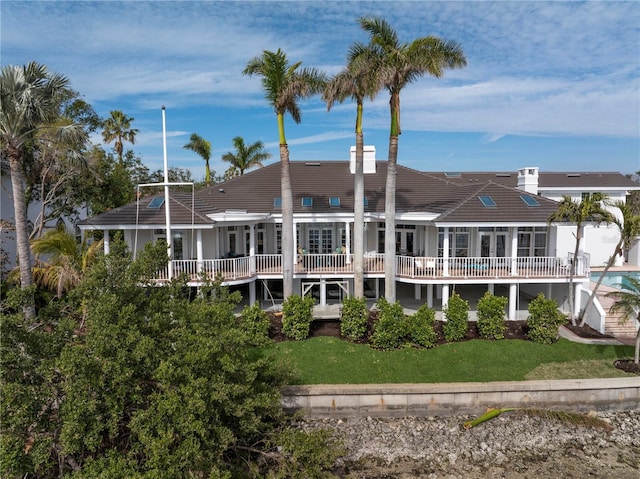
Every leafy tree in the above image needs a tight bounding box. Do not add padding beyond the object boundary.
[222,135,272,176]
[605,275,640,365]
[548,194,614,324]
[243,48,327,298]
[358,16,466,301]
[101,110,138,164]
[324,42,384,298]
[0,61,85,318]
[1,242,341,477]
[182,132,212,186]
[579,201,640,325]
[526,293,567,344]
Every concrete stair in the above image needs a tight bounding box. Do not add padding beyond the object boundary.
[594,286,639,338]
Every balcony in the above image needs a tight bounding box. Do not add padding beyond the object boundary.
[154,254,588,284]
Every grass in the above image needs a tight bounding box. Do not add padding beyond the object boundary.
[268,337,636,384]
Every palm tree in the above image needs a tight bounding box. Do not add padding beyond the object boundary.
[323,44,385,298]
[579,201,640,326]
[221,136,271,175]
[548,194,614,325]
[31,227,103,297]
[0,62,84,318]
[605,275,640,365]
[359,16,467,302]
[101,110,138,164]
[243,49,327,298]
[183,133,212,186]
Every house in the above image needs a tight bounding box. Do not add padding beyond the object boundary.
[78,147,640,332]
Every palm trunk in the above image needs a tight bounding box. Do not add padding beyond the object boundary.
[8,149,35,319]
[353,124,364,298]
[280,143,294,299]
[578,240,622,326]
[568,229,582,325]
[634,324,640,365]
[384,136,398,302]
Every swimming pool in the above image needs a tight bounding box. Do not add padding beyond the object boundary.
[589,271,640,289]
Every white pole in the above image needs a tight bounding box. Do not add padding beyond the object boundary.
[162,106,173,279]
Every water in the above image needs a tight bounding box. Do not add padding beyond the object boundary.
[590,271,640,289]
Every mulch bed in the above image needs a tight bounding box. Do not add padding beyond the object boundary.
[267,312,639,374]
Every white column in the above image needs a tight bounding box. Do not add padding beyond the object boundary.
[320,279,327,306]
[345,221,351,264]
[426,284,433,308]
[103,230,110,255]
[509,283,517,321]
[510,227,518,275]
[293,221,298,264]
[443,227,450,276]
[249,224,255,256]
[414,284,421,301]
[488,283,495,295]
[196,230,203,273]
[574,283,582,318]
[442,284,450,313]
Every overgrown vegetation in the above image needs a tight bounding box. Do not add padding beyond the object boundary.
[1,242,341,478]
[527,293,567,344]
[282,294,316,340]
[476,291,508,339]
[443,291,469,341]
[340,296,368,341]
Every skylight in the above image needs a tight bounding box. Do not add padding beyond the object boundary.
[148,197,165,209]
[444,172,462,177]
[273,197,282,208]
[478,195,497,207]
[329,197,340,207]
[520,194,540,207]
[301,197,313,207]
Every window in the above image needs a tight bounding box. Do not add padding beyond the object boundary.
[275,224,282,254]
[148,197,164,209]
[273,197,282,208]
[301,197,313,207]
[437,227,469,258]
[478,195,497,207]
[517,227,547,257]
[329,197,340,207]
[520,194,540,207]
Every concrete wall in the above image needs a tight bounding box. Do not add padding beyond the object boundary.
[282,378,640,417]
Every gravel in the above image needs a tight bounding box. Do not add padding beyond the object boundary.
[298,409,640,478]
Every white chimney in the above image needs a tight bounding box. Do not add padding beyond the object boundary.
[349,146,376,174]
[517,167,539,195]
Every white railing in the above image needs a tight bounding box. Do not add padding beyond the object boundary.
[154,253,588,282]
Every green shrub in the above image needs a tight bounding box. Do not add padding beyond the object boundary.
[240,301,271,345]
[406,304,438,348]
[527,293,567,344]
[282,294,315,340]
[340,296,368,341]
[476,291,508,339]
[371,297,407,350]
[443,292,469,342]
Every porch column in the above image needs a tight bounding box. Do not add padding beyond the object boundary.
[213,228,220,258]
[293,221,298,264]
[426,284,433,308]
[103,230,110,255]
[320,279,327,306]
[345,221,351,264]
[414,284,421,301]
[196,230,203,273]
[509,283,517,321]
[249,281,256,305]
[442,227,450,276]
[574,283,582,318]
[510,227,518,275]
[442,284,450,313]
[488,283,495,295]
[249,224,255,256]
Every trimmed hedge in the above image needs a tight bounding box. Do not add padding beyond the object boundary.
[340,296,368,341]
[443,292,469,342]
[476,291,508,339]
[282,294,315,340]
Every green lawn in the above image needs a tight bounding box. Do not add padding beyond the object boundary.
[267,337,636,384]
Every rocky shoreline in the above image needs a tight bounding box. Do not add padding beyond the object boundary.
[299,409,640,478]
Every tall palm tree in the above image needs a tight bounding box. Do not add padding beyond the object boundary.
[243,49,327,298]
[359,16,467,302]
[579,201,640,325]
[0,62,84,318]
[605,275,640,365]
[31,227,103,297]
[101,110,138,164]
[548,193,614,324]
[221,136,271,175]
[323,44,385,298]
[183,133,212,186]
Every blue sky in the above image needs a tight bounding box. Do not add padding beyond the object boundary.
[2,0,639,181]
